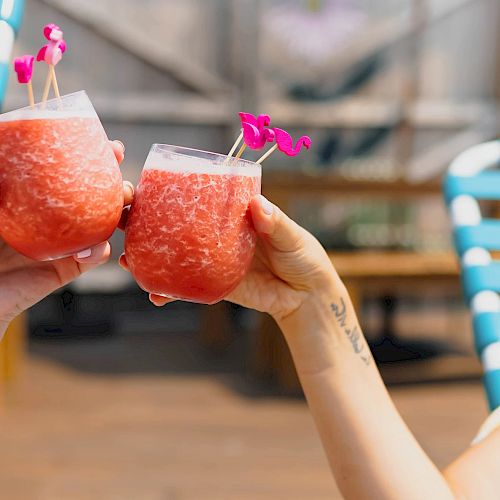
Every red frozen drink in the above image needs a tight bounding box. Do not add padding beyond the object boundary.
[124,144,261,304]
[0,91,123,260]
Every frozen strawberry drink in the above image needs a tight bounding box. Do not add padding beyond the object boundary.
[0,91,123,260]
[124,144,261,304]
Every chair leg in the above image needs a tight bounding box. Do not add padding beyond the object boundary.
[3,313,26,382]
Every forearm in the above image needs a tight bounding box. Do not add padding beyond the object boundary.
[277,277,456,500]
[443,426,500,500]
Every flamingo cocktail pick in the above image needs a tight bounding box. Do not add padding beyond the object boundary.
[257,128,312,164]
[37,23,67,103]
[238,113,275,158]
[226,112,275,162]
[13,55,35,108]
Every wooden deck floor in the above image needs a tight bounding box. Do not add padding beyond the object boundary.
[0,324,490,500]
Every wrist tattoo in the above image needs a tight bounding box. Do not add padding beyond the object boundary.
[330,298,371,365]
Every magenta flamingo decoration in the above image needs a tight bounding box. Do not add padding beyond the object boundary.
[241,121,275,150]
[226,112,275,161]
[37,23,67,102]
[37,23,67,65]
[225,111,311,165]
[232,112,275,158]
[14,55,34,84]
[273,128,312,156]
[256,128,312,164]
[239,112,271,130]
[13,55,35,107]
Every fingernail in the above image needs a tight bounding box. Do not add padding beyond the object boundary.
[123,181,134,197]
[115,140,125,153]
[76,248,92,259]
[118,254,128,269]
[259,195,274,215]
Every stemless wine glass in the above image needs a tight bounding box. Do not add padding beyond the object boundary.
[124,144,262,304]
[0,91,123,260]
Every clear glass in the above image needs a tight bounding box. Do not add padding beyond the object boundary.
[0,91,123,260]
[125,144,262,304]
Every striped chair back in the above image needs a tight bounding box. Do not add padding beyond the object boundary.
[0,0,24,108]
[444,140,500,410]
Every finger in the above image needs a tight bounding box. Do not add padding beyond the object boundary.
[73,241,111,266]
[118,205,130,231]
[123,180,134,206]
[149,293,176,307]
[110,140,125,165]
[250,195,304,253]
[118,253,129,271]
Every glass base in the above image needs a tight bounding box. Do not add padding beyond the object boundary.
[30,244,106,261]
[35,248,90,261]
[40,253,76,262]
[14,250,78,262]
[150,292,222,306]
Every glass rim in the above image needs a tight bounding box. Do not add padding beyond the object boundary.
[151,143,261,169]
[0,90,93,121]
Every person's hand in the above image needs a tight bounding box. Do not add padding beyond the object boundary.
[0,140,133,337]
[149,195,340,322]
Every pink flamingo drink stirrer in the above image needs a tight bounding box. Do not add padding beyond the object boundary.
[257,128,312,164]
[226,112,275,162]
[240,122,275,151]
[235,112,275,158]
[13,55,35,108]
[37,23,67,103]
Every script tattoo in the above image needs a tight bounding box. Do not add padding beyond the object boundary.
[331,298,371,365]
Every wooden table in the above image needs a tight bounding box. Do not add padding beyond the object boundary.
[249,251,466,392]
[330,250,460,309]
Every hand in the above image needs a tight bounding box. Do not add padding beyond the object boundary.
[148,195,338,322]
[0,140,133,337]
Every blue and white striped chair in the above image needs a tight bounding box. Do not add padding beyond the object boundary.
[444,140,500,411]
[0,0,24,108]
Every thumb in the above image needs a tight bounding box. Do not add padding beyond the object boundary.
[250,195,304,253]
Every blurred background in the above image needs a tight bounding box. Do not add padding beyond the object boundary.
[0,0,499,498]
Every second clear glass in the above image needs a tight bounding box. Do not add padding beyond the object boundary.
[124,144,262,304]
[0,91,124,260]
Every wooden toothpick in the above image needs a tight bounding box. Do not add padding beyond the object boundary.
[256,144,278,164]
[227,131,243,158]
[27,81,35,108]
[41,70,52,104]
[235,143,247,159]
[50,65,61,99]
[224,131,243,165]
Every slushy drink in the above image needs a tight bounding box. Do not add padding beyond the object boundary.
[0,91,123,260]
[125,145,261,304]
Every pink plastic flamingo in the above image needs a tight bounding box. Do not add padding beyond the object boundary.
[238,112,275,151]
[13,55,35,107]
[37,23,67,102]
[37,23,67,66]
[13,55,34,84]
[256,128,312,164]
[273,128,312,156]
[241,122,275,150]
[239,112,271,130]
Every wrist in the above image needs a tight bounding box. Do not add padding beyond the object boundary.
[275,275,373,376]
[275,272,346,331]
